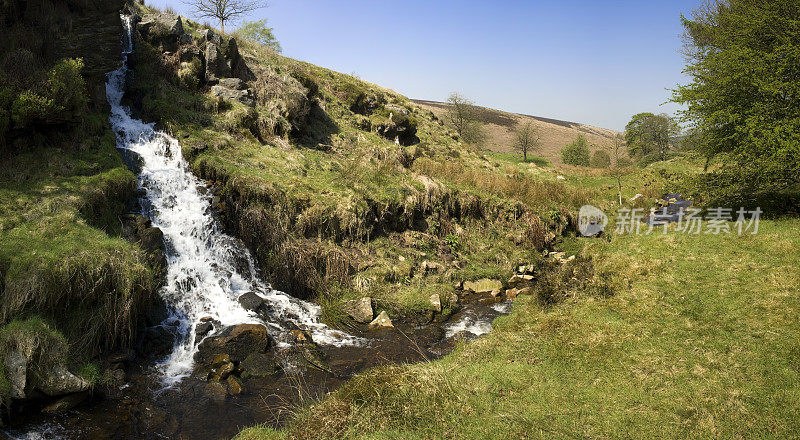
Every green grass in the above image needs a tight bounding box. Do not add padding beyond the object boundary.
[129,15,587,317]
[0,122,158,356]
[238,219,800,439]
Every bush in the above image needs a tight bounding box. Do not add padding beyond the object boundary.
[235,20,282,53]
[7,58,87,131]
[11,90,55,127]
[561,134,591,166]
[590,149,611,168]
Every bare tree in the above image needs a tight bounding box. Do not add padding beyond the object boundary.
[183,0,266,33]
[513,121,540,162]
[446,92,485,145]
[608,133,634,206]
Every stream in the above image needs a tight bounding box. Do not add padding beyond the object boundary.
[1,16,512,440]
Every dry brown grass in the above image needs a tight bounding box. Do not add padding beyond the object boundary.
[414,100,619,165]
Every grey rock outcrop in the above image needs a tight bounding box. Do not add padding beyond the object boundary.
[211,85,255,107]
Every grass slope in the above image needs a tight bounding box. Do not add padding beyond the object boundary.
[413,100,619,166]
[240,218,800,439]
[128,6,594,320]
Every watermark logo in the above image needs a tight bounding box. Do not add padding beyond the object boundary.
[579,205,762,236]
[578,205,608,237]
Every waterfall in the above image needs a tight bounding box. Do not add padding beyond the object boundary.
[107,16,359,385]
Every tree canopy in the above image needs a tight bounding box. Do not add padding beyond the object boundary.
[672,0,800,206]
[624,112,679,161]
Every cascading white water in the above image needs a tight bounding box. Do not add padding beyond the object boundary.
[107,16,359,385]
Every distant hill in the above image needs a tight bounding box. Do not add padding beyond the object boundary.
[413,100,619,165]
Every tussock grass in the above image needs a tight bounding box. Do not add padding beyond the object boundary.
[0,129,159,355]
[239,219,800,439]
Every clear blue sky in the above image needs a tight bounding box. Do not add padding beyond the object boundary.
[155,0,701,131]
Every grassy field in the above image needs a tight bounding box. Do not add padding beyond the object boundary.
[239,218,800,439]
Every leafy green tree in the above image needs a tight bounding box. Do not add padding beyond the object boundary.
[590,149,611,168]
[561,134,591,166]
[673,0,800,205]
[236,19,281,53]
[624,112,679,161]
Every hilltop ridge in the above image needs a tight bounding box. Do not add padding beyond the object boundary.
[413,99,619,164]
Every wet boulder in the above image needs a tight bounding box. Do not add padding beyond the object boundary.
[33,365,91,397]
[237,291,268,315]
[239,352,280,378]
[195,323,272,365]
[343,297,374,323]
[41,392,89,414]
[140,325,175,357]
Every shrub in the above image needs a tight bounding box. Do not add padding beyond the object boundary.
[590,149,611,168]
[236,20,282,53]
[8,58,87,130]
[561,134,591,166]
[11,90,55,127]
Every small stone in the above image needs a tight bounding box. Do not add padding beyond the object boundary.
[429,294,442,313]
[226,376,243,395]
[490,289,502,298]
[369,311,394,329]
[343,297,373,323]
[509,274,535,288]
[420,260,444,276]
[507,287,534,300]
[41,392,89,414]
[289,329,314,344]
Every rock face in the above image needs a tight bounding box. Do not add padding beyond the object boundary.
[343,297,374,323]
[137,12,184,45]
[0,0,125,109]
[205,43,231,84]
[33,365,91,397]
